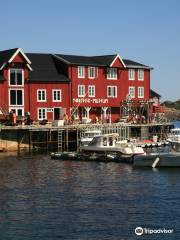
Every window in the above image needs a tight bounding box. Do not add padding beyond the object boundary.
[107,86,117,98]
[9,108,24,116]
[38,108,47,120]
[52,89,62,102]
[128,69,135,80]
[129,86,135,98]
[78,85,85,97]
[88,85,95,97]
[37,90,46,102]
[107,68,117,79]
[138,87,144,98]
[78,66,85,78]
[88,67,97,79]
[9,69,24,86]
[9,89,24,106]
[138,69,144,80]
[82,108,87,118]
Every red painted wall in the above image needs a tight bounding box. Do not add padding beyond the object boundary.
[0,51,151,123]
[28,82,70,120]
[69,66,150,107]
[0,53,70,121]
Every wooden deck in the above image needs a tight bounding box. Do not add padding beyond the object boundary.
[0,122,173,152]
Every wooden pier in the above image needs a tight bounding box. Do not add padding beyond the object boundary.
[0,122,173,152]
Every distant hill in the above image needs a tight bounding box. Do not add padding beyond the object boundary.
[161,99,180,110]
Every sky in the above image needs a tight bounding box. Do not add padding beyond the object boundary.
[0,0,179,101]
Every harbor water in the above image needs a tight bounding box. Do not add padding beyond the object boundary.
[0,121,179,240]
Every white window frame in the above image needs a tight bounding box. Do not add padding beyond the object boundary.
[37,89,47,102]
[88,67,97,79]
[38,108,47,120]
[128,69,135,80]
[52,89,62,102]
[9,69,24,86]
[129,86,135,98]
[88,85,95,97]
[107,68,117,80]
[138,69,144,81]
[82,108,87,119]
[107,86,117,98]
[9,107,24,116]
[138,87,144,98]
[9,88,24,106]
[78,66,85,78]
[78,85,85,97]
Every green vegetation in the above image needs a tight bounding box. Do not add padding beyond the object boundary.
[162,99,180,110]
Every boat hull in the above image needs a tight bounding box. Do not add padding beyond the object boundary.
[133,152,180,167]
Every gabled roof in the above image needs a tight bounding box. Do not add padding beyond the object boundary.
[150,89,161,98]
[26,53,70,82]
[0,48,32,70]
[54,54,123,67]
[123,59,152,69]
[53,53,151,69]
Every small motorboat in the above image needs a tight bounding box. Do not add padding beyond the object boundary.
[80,133,145,157]
[133,150,180,168]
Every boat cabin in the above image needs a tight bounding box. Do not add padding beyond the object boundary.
[168,128,180,142]
[88,134,118,148]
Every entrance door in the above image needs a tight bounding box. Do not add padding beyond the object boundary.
[53,108,61,120]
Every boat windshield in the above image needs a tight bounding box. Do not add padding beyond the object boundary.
[88,136,101,146]
[173,130,180,135]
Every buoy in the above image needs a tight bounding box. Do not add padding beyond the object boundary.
[152,157,160,168]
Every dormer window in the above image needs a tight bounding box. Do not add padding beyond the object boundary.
[9,69,24,86]
[107,68,117,80]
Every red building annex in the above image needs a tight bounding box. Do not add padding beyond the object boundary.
[0,48,161,124]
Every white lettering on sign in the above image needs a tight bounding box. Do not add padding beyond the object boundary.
[73,98,109,104]
[47,108,54,112]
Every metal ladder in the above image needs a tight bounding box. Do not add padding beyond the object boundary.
[57,130,63,152]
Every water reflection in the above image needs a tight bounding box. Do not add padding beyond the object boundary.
[0,154,179,239]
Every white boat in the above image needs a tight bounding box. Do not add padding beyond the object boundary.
[133,151,180,167]
[167,128,180,152]
[80,133,145,156]
[80,129,102,146]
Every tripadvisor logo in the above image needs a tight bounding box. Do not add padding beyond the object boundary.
[135,226,174,235]
[135,227,143,236]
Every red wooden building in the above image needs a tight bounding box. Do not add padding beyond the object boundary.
[0,47,161,123]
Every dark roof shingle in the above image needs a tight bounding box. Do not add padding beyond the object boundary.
[0,48,19,68]
[123,59,152,69]
[54,54,117,66]
[54,54,151,69]
[26,53,70,82]
[150,89,161,98]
